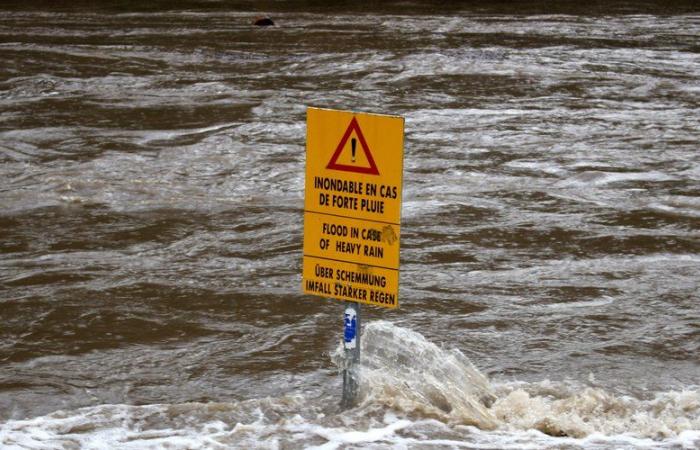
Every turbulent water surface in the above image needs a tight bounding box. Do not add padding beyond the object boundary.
[1,1,699,449]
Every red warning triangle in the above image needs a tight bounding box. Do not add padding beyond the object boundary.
[326,117,379,175]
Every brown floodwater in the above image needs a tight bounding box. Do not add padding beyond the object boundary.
[0,1,699,448]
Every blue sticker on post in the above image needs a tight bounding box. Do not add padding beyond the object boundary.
[343,307,357,349]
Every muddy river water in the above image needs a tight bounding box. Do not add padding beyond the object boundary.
[0,1,699,448]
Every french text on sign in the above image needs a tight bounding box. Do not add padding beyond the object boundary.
[304,108,404,225]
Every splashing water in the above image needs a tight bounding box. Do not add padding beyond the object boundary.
[492,383,700,439]
[1,321,699,449]
[353,321,497,429]
[336,321,700,443]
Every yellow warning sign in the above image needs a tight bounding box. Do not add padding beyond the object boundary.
[304,108,404,224]
[326,117,379,175]
[302,107,404,309]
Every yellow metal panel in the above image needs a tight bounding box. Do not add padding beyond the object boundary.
[302,107,405,309]
[305,108,404,225]
[302,256,399,309]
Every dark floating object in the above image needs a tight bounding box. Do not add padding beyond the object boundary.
[253,17,275,27]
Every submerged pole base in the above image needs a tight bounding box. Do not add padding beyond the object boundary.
[341,302,361,409]
[341,366,359,409]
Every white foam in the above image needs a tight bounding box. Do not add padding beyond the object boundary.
[286,417,413,450]
[349,322,700,444]
[556,170,677,188]
[543,296,615,310]
[2,322,699,449]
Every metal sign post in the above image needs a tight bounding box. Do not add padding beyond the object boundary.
[341,302,361,408]
[301,107,404,409]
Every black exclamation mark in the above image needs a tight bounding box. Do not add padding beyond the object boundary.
[351,138,356,163]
